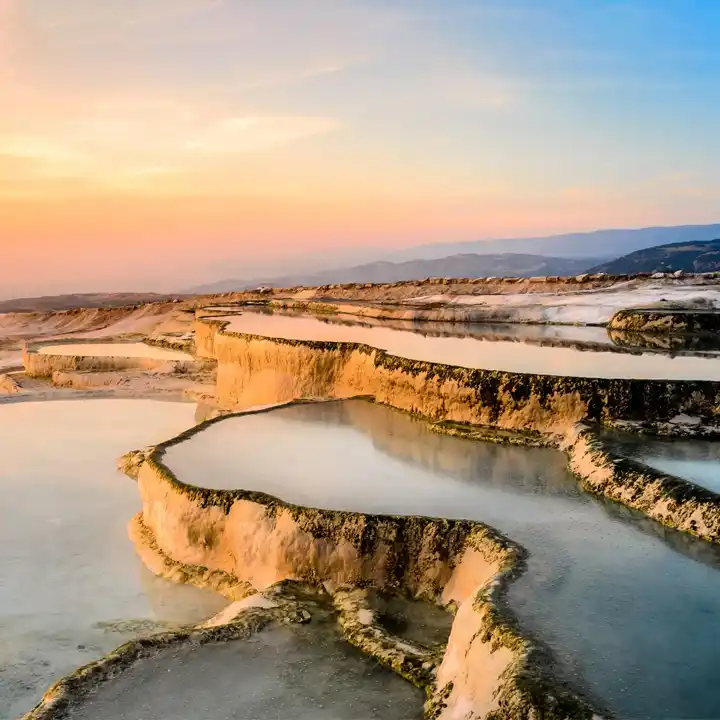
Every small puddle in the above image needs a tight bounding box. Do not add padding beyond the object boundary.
[368,592,453,649]
[219,310,720,379]
[164,400,720,719]
[0,399,227,720]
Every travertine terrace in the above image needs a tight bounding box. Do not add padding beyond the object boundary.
[6,273,720,720]
[114,405,596,720]
[193,290,720,545]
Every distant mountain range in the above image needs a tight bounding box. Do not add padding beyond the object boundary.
[591,238,720,275]
[387,223,720,262]
[188,253,606,293]
[0,293,180,314]
[188,223,720,293]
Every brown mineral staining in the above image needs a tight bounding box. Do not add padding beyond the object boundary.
[564,425,720,543]
[109,410,598,720]
[202,317,720,433]
[194,309,720,545]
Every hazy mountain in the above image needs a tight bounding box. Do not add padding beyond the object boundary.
[188,224,720,293]
[0,293,181,314]
[590,239,720,275]
[387,224,720,262]
[188,253,605,294]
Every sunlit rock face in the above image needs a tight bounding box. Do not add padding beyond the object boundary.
[209,330,720,433]
[126,400,720,720]
[129,408,597,720]
[23,341,194,378]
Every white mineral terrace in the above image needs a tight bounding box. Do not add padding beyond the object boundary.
[163,400,720,720]
[37,342,193,361]
[406,281,720,324]
[221,311,720,381]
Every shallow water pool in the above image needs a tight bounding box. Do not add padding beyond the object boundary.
[0,399,227,720]
[67,617,424,720]
[164,400,720,719]
[221,310,720,380]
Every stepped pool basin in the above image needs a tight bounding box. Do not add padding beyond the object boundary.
[65,617,424,720]
[601,429,720,494]
[0,399,227,720]
[199,306,616,347]
[36,342,192,361]
[163,400,720,720]
[218,310,720,380]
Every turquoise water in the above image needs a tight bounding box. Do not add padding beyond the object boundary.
[0,400,228,720]
[165,400,720,719]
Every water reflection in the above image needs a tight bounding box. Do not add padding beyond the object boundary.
[138,563,228,624]
[220,310,720,380]
[609,328,720,353]
[0,399,222,720]
[165,399,720,719]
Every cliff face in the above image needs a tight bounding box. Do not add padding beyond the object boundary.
[23,342,197,379]
[23,351,171,378]
[210,330,720,434]
[197,315,720,543]
[193,318,223,359]
[127,423,595,720]
[138,457,501,601]
[564,426,720,543]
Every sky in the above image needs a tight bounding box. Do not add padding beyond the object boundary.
[2,0,720,297]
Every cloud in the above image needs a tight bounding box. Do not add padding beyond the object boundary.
[0,103,340,197]
[0,135,93,183]
[184,116,340,153]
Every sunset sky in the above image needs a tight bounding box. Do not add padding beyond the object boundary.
[2,0,720,296]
